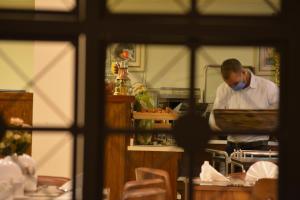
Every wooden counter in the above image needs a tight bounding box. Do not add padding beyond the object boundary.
[104,95,135,200]
[127,145,184,152]
[193,184,252,200]
[0,92,33,155]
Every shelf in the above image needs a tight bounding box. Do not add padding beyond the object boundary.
[127,145,184,152]
[153,123,172,129]
[133,111,179,120]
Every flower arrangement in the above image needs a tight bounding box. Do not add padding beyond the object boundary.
[0,118,31,156]
[132,83,155,144]
[132,83,154,110]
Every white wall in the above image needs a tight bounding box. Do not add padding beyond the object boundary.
[35,0,75,11]
[0,0,34,9]
[131,45,190,89]
[107,0,190,14]
[197,0,280,15]
[127,45,274,96]
[0,41,34,90]
[29,0,77,178]
[0,41,75,178]
[107,0,280,15]
[32,41,75,178]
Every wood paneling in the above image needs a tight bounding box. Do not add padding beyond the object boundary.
[0,92,33,154]
[104,95,135,200]
[0,92,33,125]
[193,185,252,200]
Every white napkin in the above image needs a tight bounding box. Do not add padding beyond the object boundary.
[0,181,13,200]
[5,154,37,192]
[245,161,278,184]
[199,161,230,182]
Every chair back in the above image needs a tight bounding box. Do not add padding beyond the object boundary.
[124,178,164,192]
[135,167,173,200]
[122,187,166,200]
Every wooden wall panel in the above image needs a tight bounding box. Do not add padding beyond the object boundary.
[104,95,134,200]
[0,92,33,155]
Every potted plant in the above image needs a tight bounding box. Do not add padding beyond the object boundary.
[132,83,155,145]
[0,118,31,157]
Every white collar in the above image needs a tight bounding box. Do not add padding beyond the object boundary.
[248,71,257,89]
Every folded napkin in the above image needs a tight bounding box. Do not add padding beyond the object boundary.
[245,161,278,184]
[199,161,230,182]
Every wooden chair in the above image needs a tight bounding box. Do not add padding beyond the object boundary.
[123,187,166,200]
[251,178,278,200]
[124,178,165,192]
[135,167,173,200]
[37,175,70,187]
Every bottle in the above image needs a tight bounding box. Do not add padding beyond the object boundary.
[130,137,134,146]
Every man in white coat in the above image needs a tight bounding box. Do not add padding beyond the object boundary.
[209,58,279,155]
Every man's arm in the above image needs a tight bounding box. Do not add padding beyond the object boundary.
[209,85,228,131]
[267,82,279,109]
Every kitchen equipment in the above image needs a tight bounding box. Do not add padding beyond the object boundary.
[230,150,278,173]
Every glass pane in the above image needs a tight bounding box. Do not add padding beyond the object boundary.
[35,0,76,11]
[102,44,280,200]
[105,43,191,130]
[0,0,76,11]
[0,0,34,10]
[0,39,81,198]
[0,40,76,127]
[197,0,281,16]
[107,0,191,14]
[32,132,73,178]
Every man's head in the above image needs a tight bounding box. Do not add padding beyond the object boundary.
[221,58,247,91]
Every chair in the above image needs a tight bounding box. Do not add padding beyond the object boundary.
[122,187,166,200]
[37,175,70,187]
[135,167,173,200]
[124,179,165,192]
[251,178,278,200]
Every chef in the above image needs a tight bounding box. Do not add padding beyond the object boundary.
[209,58,279,155]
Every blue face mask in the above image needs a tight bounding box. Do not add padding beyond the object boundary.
[232,80,246,91]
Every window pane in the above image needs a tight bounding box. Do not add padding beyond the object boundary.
[0,0,34,10]
[32,132,74,178]
[102,44,280,200]
[197,0,281,16]
[0,0,76,11]
[0,40,76,127]
[35,0,76,11]
[107,0,191,14]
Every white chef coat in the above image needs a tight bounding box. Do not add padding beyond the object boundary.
[209,71,279,143]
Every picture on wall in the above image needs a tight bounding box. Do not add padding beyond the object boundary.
[110,43,145,71]
[258,47,276,74]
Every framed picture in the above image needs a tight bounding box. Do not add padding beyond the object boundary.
[110,43,145,71]
[258,47,275,75]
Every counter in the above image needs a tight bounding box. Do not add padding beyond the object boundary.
[127,140,278,152]
[127,145,184,152]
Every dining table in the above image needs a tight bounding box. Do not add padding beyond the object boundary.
[193,173,253,200]
[12,176,109,200]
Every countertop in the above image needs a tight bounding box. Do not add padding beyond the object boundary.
[127,145,184,152]
[127,140,278,152]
